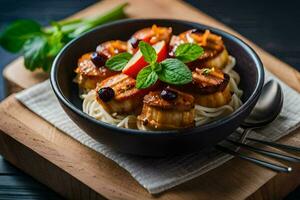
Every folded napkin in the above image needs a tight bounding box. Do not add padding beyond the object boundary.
[16,70,300,194]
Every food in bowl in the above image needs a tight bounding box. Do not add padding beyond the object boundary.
[51,19,264,155]
[74,24,243,130]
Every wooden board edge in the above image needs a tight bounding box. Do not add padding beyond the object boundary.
[3,58,48,95]
[0,130,104,200]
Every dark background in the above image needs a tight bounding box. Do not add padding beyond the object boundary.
[0,0,299,199]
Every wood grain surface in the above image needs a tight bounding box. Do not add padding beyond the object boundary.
[1,0,300,199]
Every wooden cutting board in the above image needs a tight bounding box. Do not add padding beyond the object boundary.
[1,0,300,199]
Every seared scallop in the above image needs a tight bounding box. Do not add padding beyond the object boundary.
[96,73,148,114]
[137,88,195,130]
[191,68,231,107]
[74,53,117,92]
[128,24,172,53]
[169,29,229,69]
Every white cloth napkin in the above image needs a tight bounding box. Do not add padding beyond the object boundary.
[15,70,300,194]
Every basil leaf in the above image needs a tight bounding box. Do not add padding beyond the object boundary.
[158,58,192,85]
[0,20,42,53]
[105,52,132,71]
[136,66,158,89]
[23,36,49,71]
[175,43,204,63]
[138,41,157,64]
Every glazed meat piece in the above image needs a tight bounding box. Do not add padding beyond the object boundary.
[128,24,172,53]
[138,88,195,130]
[75,40,127,92]
[96,73,149,114]
[74,53,117,92]
[169,29,229,69]
[192,68,231,107]
[192,68,229,94]
[96,40,128,59]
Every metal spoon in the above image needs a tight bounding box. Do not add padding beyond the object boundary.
[240,80,300,151]
[242,80,284,130]
[217,80,296,172]
[238,80,284,143]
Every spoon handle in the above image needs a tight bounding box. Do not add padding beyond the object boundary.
[215,145,292,173]
[246,137,300,152]
[226,139,300,163]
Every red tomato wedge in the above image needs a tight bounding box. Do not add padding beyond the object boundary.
[122,41,167,78]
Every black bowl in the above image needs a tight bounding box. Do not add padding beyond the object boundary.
[50,19,264,156]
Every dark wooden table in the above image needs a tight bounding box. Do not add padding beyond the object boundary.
[0,0,299,199]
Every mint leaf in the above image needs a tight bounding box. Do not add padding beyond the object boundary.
[105,52,132,71]
[175,43,204,63]
[151,62,162,72]
[136,66,158,89]
[0,20,42,53]
[23,36,49,71]
[138,41,157,64]
[158,58,192,85]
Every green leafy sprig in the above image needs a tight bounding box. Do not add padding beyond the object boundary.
[174,43,204,63]
[105,52,132,71]
[105,41,204,89]
[0,3,128,72]
[136,41,194,89]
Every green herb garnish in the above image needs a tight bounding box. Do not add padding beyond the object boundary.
[135,41,193,89]
[0,20,42,53]
[202,68,212,75]
[139,41,157,64]
[175,43,204,63]
[105,52,132,71]
[0,3,128,72]
[157,58,192,85]
[136,66,158,89]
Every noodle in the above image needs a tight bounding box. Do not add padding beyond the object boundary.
[82,55,244,130]
[117,115,137,129]
[194,94,242,126]
[83,90,138,129]
[83,91,122,124]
